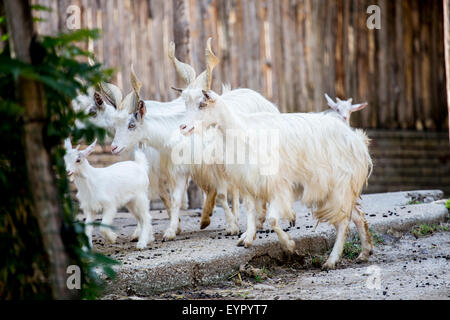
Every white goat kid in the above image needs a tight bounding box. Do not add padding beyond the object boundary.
[180,89,373,270]
[64,138,153,249]
[324,94,368,125]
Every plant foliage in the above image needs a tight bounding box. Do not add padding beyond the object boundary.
[0,13,118,299]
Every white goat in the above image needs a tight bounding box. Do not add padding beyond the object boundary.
[71,71,190,211]
[64,138,153,249]
[168,39,280,235]
[179,87,373,270]
[323,94,368,125]
[112,103,189,240]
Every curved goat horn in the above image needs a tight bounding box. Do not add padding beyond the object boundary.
[204,38,219,90]
[168,41,196,86]
[130,64,142,101]
[130,64,142,111]
[100,82,123,109]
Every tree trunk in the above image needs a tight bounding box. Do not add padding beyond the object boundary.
[4,0,76,299]
[444,0,450,140]
[172,0,203,209]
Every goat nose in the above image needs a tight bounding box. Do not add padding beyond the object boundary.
[111,145,118,152]
[180,124,187,130]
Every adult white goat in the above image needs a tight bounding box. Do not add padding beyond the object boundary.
[169,38,280,234]
[64,138,153,249]
[112,101,190,240]
[179,87,373,270]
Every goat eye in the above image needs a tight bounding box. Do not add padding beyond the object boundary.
[128,123,136,130]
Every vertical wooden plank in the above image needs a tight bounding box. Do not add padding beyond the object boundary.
[445,0,450,136]
[403,0,414,129]
[377,0,389,128]
[354,0,368,127]
[282,0,294,112]
[411,0,423,130]
[367,0,378,128]
[294,0,307,112]
[323,0,336,105]
[395,0,406,129]
[261,0,273,100]
[146,0,157,99]
[419,1,433,130]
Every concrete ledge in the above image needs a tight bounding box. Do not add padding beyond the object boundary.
[96,190,448,295]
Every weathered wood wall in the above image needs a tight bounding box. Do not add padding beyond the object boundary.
[32,0,448,131]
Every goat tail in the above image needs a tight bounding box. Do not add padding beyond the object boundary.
[134,149,149,174]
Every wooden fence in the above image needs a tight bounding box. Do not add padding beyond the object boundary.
[32,0,448,131]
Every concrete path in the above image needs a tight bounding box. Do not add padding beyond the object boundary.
[93,190,448,295]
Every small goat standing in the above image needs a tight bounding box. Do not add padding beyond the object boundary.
[64,138,153,249]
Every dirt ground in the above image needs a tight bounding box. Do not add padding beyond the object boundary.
[112,225,449,300]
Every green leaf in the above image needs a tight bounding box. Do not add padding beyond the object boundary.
[31,4,52,12]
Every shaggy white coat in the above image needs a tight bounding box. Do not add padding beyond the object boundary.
[180,89,373,269]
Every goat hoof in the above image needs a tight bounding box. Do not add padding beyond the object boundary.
[131,232,140,241]
[136,242,147,249]
[237,233,247,246]
[321,260,337,270]
[244,240,253,248]
[163,229,176,241]
[284,239,296,253]
[356,252,370,263]
[200,218,211,230]
[102,232,117,244]
[226,225,240,236]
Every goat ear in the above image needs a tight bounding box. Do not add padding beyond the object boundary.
[81,138,97,157]
[64,138,72,151]
[171,86,184,94]
[350,102,368,112]
[137,100,146,121]
[324,93,338,110]
[202,90,214,102]
[94,91,104,110]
